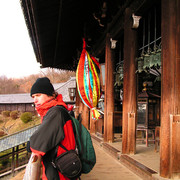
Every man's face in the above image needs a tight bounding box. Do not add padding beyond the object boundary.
[32,93,52,107]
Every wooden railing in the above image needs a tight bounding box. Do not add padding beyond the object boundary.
[0,145,30,178]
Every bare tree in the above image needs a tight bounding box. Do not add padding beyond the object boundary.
[0,118,15,135]
[0,69,75,94]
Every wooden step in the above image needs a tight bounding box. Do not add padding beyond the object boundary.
[102,142,121,159]
[91,134,103,144]
[120,154,158,180]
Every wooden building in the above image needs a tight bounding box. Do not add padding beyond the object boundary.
[0,93,35,113]
[20,0,180,178]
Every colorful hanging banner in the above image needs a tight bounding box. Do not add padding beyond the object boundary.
[76,39,101,120]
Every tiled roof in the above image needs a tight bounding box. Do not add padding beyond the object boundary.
[0,93,33,104]
[0,125,40,152]
[53,82,65,90]
[0,77,76,104]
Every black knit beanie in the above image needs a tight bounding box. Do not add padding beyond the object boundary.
[30,77,55,96]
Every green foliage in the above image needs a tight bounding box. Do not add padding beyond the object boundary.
[20,112,33,123]
[10,110,19,120]
[2,111,10,117]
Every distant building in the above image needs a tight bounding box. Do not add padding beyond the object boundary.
[0,77,76,113]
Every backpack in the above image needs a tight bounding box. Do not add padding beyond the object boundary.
[70,115,96,174]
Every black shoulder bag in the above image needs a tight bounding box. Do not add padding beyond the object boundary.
[52,144,82,179]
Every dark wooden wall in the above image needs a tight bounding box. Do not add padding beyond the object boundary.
[0,104,35,113]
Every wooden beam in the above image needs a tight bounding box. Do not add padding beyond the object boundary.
[92,0,150,57]
[25,0,42,62]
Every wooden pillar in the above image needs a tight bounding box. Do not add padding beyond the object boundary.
[122,8,137,154]
[104,33,114,142]
[160,0,180,178]
[90,110,96,133]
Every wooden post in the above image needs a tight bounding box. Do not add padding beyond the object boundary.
[104,33,114,142]
[16,145,19,168]
[74,87,80,119]
[90,110,96,133]
[122,8,137,154]
[82,104,89,129]
[160,0,180,178]
[76,85,90,130]
[77,99,84,122]
[11,147,15,176]
[128,113,136,154]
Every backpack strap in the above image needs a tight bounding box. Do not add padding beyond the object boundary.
[77,113,84,157]
[51,105,77,167]
[59,144,68,151]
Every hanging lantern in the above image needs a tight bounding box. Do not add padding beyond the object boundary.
[137,57,144,73]
[154,49,161,67]
[114,73,119,86]
[143,54,150,70]
[76,39,101,120]
[149,51,156,68]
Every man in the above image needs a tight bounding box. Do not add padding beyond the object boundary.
[29,77,76,180]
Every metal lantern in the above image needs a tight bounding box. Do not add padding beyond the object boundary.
[143,54,150,70]
[149,51,156,67]
[137,57,144,73]
[137,86,161,130]
[114,73,123,86]
[114,73,120,86]
[114,62,123,86]
[154,49,161,67]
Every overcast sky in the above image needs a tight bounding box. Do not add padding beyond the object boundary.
[0,0,42,78]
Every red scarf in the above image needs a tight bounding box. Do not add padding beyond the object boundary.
[36,94,68,122]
